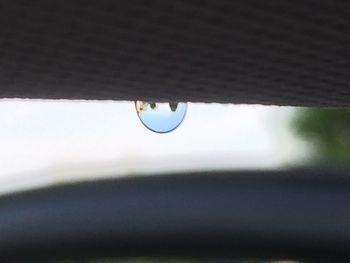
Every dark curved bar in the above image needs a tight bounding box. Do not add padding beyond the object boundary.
[0,170,350,262]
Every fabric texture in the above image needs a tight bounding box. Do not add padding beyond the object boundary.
[1,0,350,105]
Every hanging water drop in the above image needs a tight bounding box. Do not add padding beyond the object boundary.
[135,101,187,133]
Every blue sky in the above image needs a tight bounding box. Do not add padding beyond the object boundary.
[138,102,187,133]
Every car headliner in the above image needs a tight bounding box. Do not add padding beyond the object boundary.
[0,0,349,106]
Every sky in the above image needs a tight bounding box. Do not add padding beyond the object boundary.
[138,102,187,133]
[0,99,308,194]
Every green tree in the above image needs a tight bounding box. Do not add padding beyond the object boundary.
[292,108,350,164]
[150,102,157,109]
[169,102,178,112]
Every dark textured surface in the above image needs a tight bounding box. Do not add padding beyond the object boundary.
[1,1,350,105]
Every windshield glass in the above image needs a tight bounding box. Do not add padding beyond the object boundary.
[0,99,347,194]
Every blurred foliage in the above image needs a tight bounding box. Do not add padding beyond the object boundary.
[292,108,350,164]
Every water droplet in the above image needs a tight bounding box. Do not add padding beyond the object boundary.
[135,101,187,133]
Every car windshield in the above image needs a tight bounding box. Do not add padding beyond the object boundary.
[0,99,348,194]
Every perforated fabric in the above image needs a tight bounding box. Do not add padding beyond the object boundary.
[1,0,350,105]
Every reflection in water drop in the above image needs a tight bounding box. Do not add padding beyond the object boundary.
[135,101,187,133]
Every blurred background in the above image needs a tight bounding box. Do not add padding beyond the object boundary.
[0,99,348,194]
